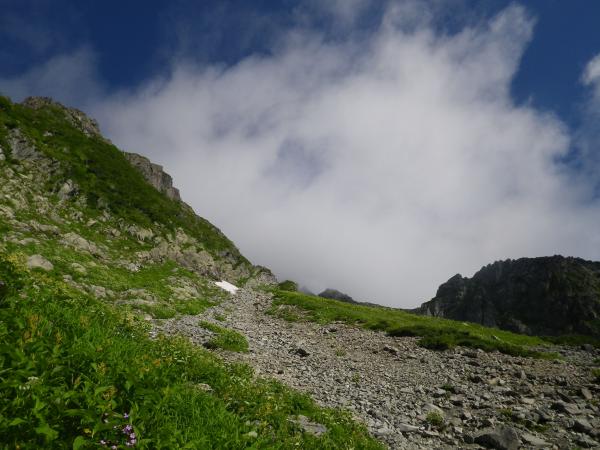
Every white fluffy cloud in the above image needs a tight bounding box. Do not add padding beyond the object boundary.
[4,3,600,307]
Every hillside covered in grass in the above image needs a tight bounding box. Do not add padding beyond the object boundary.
[268,288,566,358]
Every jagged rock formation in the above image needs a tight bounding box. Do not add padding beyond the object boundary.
[123,152,181,202]
[417,256,600,336]
[22,96,105,139]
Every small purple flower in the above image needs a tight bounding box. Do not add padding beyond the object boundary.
[129,433,136,439]
[123,424,133,434]
[111,446,117,450]
[123,412,129,419]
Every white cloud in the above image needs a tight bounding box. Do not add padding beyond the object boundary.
[583,53,600,88]
[5,3,600,307]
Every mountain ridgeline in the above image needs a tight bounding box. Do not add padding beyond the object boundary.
[0,95,273,284]
[417,256,600,338]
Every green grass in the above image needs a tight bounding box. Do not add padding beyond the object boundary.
[0,253,381,449]
[268,289,552,357]
[199,321,249,353]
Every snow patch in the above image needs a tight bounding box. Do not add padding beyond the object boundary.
[215,280,239,294]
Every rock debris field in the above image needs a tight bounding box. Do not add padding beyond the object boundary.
[156,288,600,450]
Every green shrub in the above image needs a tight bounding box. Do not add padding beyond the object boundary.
[426,412,444,429]
[199,321,249,353]
[278,280,299,292]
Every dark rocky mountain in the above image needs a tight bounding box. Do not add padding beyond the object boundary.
[318,288,355,303]
[416,256,600,337]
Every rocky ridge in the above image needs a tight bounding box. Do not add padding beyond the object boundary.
[417,256,600,337]
[123,152,182,202]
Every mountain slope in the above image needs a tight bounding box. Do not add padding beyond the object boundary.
[416,256,600,337]
[0,96,258,274]
[0,95,380,449]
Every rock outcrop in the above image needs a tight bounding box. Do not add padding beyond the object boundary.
[417,256,600,336]
[22,96,104,139]
[123,152,181,202]
[319,288,355,303]
[21,97,182,203]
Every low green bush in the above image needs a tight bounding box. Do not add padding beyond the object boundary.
[199,321,249,353]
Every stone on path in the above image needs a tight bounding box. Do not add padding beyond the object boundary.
[474,426,520,450]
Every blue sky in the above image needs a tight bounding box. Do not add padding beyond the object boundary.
[2,0,600,126]
[2,1,600,306]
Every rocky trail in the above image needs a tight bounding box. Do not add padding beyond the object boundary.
[156,288,600,449]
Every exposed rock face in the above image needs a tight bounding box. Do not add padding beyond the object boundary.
[123,152,181,202]
[417,256,600,336]
[8,128,42,160]
[22,96,104,139]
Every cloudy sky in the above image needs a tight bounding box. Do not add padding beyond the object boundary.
[2,0,600,307]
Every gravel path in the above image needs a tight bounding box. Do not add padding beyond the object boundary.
[156,288,600,449]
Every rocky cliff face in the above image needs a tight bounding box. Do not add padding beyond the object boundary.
[417,256,600,336]
[123,152,182,202]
